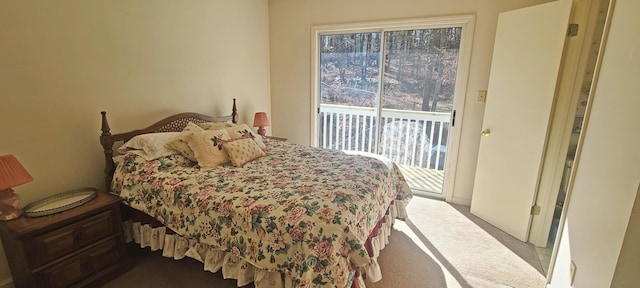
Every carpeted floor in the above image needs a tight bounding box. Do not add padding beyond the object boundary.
[103,196,545,288]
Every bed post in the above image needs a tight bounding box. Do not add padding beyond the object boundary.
[232,98,238,124]
[100,111,115,192]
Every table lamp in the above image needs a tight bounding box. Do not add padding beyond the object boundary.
[253,112,270,137]
[0,155,33,220]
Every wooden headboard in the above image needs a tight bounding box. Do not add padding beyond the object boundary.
[99,99,238,192]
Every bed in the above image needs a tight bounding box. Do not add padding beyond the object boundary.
[99,99,412,288]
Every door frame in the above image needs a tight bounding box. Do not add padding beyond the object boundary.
[529,0,610,248]
[310,15,475,200]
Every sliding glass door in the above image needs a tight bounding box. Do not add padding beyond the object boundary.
[318,32,381,152]
[313,17,473,197]
[380,28,459,172]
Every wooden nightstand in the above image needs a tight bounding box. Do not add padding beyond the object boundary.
[265,136,288,142]
[0,192,131,288]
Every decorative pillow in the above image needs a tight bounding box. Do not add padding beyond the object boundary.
[222,137,267,167]
[225,124,266,149]
[199,121,237,131]
[188,129,232,168]
[166,122,205,161]
[118,132,180,161]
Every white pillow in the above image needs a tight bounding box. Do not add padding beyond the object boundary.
[118,132,180,161]
[166,122,205,161]
[188,129,232,168]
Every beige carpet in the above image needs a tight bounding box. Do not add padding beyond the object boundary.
[104,197,545,288]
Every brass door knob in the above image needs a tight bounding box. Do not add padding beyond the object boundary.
[481,129,491,136]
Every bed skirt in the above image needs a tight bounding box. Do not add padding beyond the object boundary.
[122,200,407,288]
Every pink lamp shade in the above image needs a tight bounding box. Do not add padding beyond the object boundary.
[0,155,33,220]
[253,112,270,137]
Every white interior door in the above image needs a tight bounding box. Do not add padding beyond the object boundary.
[470,0,572,242]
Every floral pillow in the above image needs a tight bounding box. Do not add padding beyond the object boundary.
[225,124,266,149]
[199,121,237,131]
[222,137,267,167]
[188,129,232,168]
[118,132,180,161]
[166,122,205,162]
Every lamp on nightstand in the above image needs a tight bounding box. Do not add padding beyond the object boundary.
[253,112,270,137]
[0,155,33,220]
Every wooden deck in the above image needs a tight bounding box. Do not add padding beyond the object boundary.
[398,165,444,194]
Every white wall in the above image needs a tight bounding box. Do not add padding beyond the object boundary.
[268,0,553,205]
[611,186,640,287]
[549,0,640,286]
[0,0,270,284]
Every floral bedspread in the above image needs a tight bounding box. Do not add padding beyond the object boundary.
[112,139,412,288]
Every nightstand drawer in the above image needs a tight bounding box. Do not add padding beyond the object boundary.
[38,236,122,288]
[0,192,131,288]
[33,210,115,267]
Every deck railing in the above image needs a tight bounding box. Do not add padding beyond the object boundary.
[319,104,451,170]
